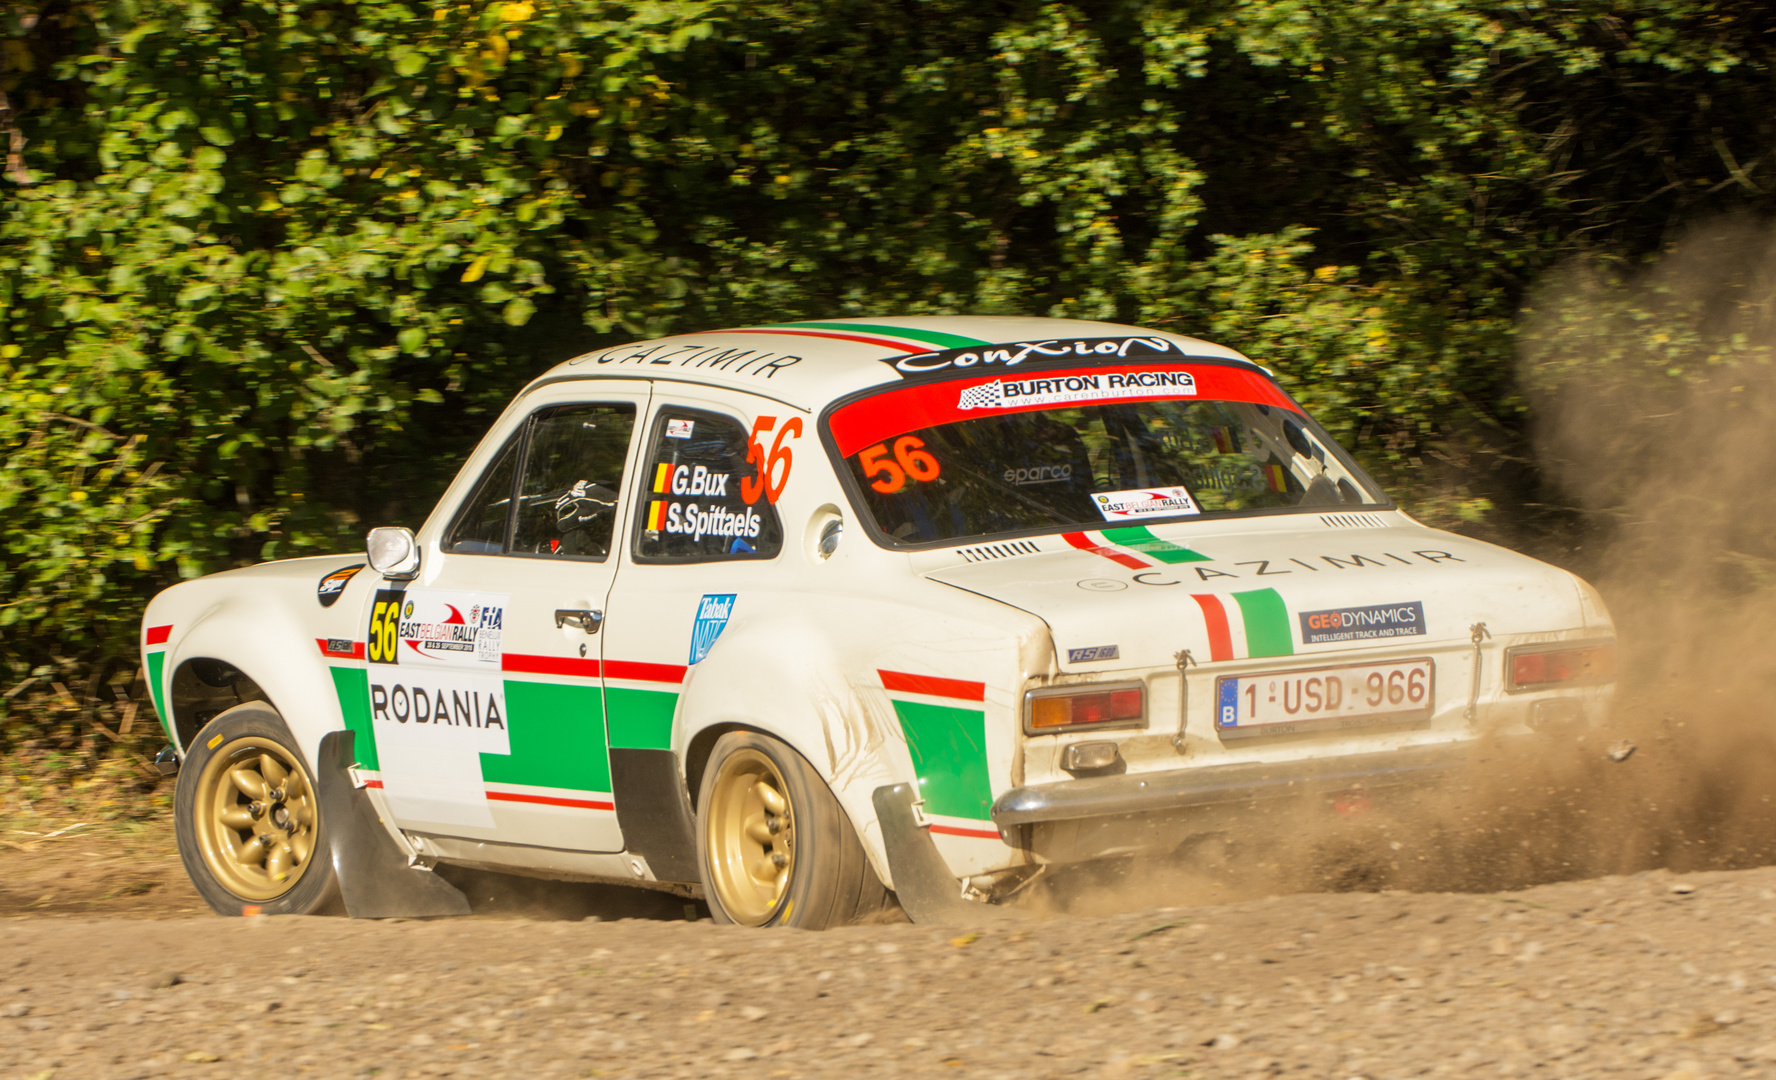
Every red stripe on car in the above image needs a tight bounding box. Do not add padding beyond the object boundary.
[145,624,173,646]
[602,659,689,685]
[485,791,615,811]
[1191,594,1234,661]
[693,328,927,352]
[315,638,366,660]
[1062,531,1148,570]
[502,653,601,678]
[878,669,986,702]
[929,823,1001,839]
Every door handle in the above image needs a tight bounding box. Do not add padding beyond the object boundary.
[555,609,603,634]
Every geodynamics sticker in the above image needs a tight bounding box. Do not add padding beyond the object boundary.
[1299,601,1426,644]
[957,369,1197,411]
[1092,487,1201,521]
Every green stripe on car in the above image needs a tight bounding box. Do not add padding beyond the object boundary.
[1233,588,1294,658]
[1100,525,1211,564]
[890,700,993,821]
[767,322,988,349]
[484,680,612,792]
[329,666,379,771]
[604,686,679,751]
[146,650,172,740]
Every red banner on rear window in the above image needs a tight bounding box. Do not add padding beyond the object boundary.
[827,363,1298,457]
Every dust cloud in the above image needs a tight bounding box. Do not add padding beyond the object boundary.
[1032,218,1776,918]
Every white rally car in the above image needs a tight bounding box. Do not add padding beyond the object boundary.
[143,317,1615,926]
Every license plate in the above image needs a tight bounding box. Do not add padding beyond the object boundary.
[1214,658,1434,740]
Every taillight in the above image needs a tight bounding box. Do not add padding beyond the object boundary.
[1025,683,1145,733]
[1506,642,1615,691]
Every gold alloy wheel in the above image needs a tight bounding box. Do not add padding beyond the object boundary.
[705,748,796,925]
[192,736,320,902]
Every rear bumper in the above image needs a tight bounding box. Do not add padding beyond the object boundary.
[991,742,1468,828]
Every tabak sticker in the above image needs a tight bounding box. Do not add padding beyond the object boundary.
[956,369,1196,412]
[316,564,364,608]
[1092,486,1201,521]
[367,588,507,668]
[666,418,695,439]
[1299,601,1426,644]
[689,593,735,665]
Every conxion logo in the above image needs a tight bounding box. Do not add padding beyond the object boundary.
[887,336,1191,376]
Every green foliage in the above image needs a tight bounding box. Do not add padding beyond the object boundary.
[2,0,1775,698]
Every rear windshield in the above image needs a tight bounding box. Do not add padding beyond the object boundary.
[825,360,1385,546]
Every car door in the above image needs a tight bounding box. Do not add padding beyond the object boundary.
[597,388,795,881]
[360,383,649,853]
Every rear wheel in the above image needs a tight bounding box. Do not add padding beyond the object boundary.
[174,702,341,916]
[696,730,886,929]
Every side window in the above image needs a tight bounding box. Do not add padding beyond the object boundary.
[445,435,520,554]
[512,404,636,559]
[635,408,783,562]
[443,402,636,559]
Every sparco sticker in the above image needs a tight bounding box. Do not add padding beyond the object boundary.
[689,593,735,665]
[1299,601,1426,644]
[316,564,364,608]
[890,336,1189,376]
[1092,486,1201,521]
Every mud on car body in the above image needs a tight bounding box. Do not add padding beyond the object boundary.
[143,317,1616,927]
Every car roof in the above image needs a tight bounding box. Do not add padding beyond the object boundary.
[533,316,1262,412]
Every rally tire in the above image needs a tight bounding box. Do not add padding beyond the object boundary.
[696,730,887,929]
[174,702,342,917]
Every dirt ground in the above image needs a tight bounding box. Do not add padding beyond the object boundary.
[5,812,1776,1080]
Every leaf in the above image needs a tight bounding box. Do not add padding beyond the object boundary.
[461,255,491,283]
[501,297,536,326]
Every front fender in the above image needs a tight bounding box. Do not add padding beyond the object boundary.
[145,580,351,775]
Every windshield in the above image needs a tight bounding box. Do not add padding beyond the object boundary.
[825,361,1385,546]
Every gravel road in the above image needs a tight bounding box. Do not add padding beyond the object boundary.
[6,857,1776,1080]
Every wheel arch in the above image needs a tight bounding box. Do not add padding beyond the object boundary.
[158,598,350,772]
[671,616,909,892]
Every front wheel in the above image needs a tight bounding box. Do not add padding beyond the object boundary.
[174,702,341,916]
[696,730,886,929]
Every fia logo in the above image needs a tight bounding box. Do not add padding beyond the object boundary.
[689,594,736,665]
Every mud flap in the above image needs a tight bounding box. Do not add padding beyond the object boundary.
[317,731,472,919]
[872,782,1020,926]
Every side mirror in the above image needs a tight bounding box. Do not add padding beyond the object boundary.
[366,527,421,580]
